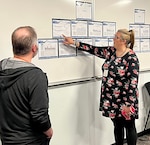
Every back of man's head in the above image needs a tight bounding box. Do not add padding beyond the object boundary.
[12,26,37,56]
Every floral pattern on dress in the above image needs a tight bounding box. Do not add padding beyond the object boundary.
[78,42,139,119]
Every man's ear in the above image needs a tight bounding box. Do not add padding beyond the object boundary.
[32,44,37,53]
[32,44,38,58]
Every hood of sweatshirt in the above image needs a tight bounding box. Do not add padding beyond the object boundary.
[0,58,37,89]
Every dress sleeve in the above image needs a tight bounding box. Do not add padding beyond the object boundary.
[77,42,115,59]
[124,53,139,116]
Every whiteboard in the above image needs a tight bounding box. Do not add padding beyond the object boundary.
[0,0,150,84]
[32,55,94,85]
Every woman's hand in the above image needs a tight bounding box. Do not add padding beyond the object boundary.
[62,34,74,45]
[121,105,131,120]
[121,105,130,114]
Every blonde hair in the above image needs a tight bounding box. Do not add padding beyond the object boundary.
[117,29,135,49]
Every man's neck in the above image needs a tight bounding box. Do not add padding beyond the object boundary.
[14,55,31,63]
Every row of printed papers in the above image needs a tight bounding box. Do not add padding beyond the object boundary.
[52,19,116,38]
[38,38,113,59]
[38,37,150,59]
[134,38,150,52]
[129,24,150,38]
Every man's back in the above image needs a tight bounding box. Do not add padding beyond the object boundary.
[0,58,51,145]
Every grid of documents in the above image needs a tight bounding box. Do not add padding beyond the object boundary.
[38,1,150,59]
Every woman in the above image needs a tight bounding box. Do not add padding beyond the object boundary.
[63,29,139,145]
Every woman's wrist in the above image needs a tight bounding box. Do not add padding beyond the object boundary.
[73,40,79,47]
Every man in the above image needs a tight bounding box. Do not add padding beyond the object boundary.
[0,26,53,145]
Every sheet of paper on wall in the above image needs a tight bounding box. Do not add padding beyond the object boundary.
[134,39,141,52]
[129,24,140,38]
[71,20,88,38]
[76,1,92,20]
[102,22,116,38]
[38,39,58,59]
[52,19,71,38]
[88,21,103,38]
[108,39,113,47]
[140,24,150,38]
[134,9,145,24]
[140,39,150,52]
[93,38,108,47]
[58,39,76,57]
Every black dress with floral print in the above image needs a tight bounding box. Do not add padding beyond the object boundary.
[78,42,139,119]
